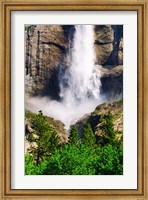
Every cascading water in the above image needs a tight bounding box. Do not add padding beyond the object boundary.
[25,25,103,130]
[59,25,101,108]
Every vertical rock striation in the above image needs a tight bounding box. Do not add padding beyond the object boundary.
[25,25,123,100]
[25,25,74,99]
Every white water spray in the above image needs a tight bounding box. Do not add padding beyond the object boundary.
[26,25,103,129]
[59,25,101,105]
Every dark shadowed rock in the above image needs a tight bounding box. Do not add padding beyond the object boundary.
[102,25,123,66]
[100,66,123,101]
[74,101,123,139]
[94,25,123,66]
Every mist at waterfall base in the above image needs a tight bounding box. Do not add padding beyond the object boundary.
[25,25,104,130]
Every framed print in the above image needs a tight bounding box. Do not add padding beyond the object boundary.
[0,0,148,199]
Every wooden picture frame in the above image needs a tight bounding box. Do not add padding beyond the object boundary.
[0,0,147,199]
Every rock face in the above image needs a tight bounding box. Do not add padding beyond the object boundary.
[25,25,74,99]
[74,101,123,139]
[99,65,123,101]
[25,25,123,99]
[94,25,114,65]
[94,25,123,66]
[25,110,68,151]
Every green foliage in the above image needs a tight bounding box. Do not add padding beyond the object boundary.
[25,152,36,175]
[25,153,48,175]
[27,111,60,164]
[96,144,123,175]
[82,123,96,147]
[25,110,123,175]
[25,25,29,32]
[44,144,98,175]
[115,99,123,105]
[98,112,117,146]
[25,143,123,175]
[69,125,79,146]
[92,109,99,116]
[25,110,36,119]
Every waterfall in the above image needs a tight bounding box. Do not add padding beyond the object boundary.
[25,25,103,130]
[59,25,101,106]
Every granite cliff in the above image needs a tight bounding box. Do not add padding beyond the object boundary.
[25,25,123,100]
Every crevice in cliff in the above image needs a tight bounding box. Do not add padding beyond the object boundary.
[102,25,123,67]
[95,40,113,45]
[100,72,123,101]
[36,30,40,75]
[41,41,67,54]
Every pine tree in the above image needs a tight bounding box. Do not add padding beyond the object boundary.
[98,112,116,146]
[27,111,60,164]
[82,123,96,147]
[69,125,79,146]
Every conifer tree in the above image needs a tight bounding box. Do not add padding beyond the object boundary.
[27,111,60,164]
[82,123,96,147]
[98,112,117,146]
[69,125,79,146]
